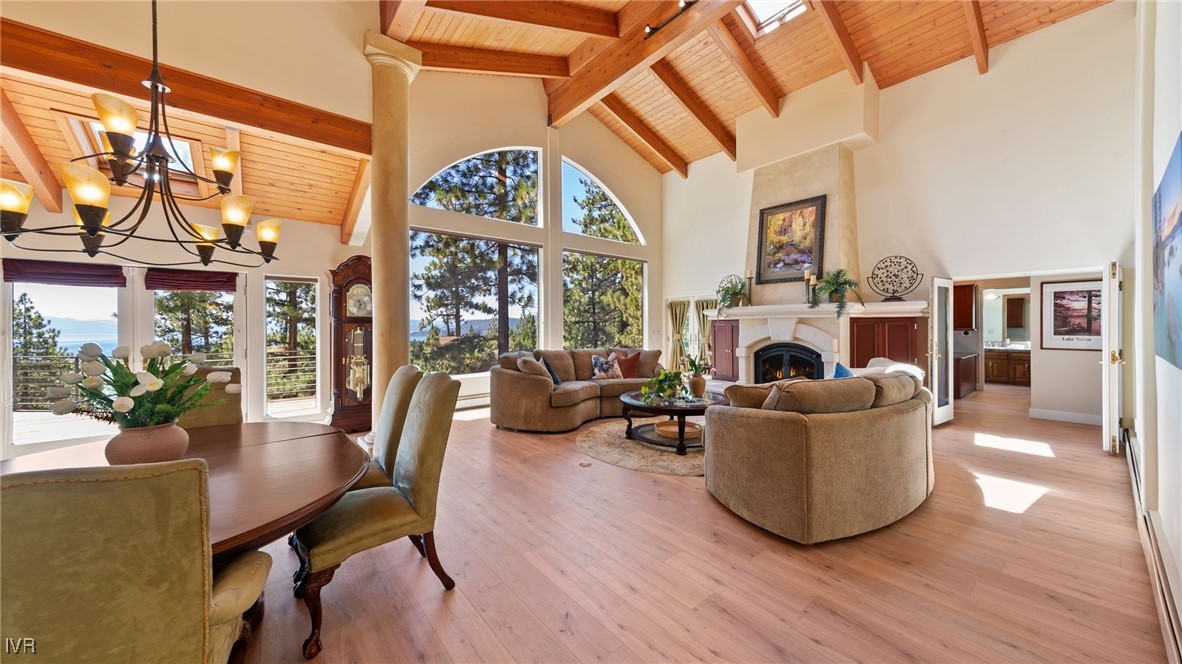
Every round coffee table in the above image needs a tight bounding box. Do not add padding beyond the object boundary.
[619,391,729,455]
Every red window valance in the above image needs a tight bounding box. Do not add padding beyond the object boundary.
[1,259,127,287]
[144,268,238,292]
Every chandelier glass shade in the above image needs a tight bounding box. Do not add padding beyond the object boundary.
[0,0,281,267]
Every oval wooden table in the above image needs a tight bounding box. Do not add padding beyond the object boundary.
[0,421,370,564]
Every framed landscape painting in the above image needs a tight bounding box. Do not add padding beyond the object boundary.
[1152,132,1181,370]
[756,195,826,284]
[1041,280,1102,351]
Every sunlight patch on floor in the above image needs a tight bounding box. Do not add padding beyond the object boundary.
[973,433,1055,457]
[973,473,1049,513]
[453,407,491,421]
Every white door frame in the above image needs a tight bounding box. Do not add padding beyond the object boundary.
[930,277,955,425]
[1101,261,1124,454]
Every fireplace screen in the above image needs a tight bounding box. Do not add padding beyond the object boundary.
[754,343,824,382]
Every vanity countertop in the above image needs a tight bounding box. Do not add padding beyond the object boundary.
[984,346,1030,353]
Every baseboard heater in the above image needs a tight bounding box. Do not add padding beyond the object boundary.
[1129,441,1182,662]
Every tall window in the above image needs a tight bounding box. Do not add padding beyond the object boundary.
[152,291,235,366]
[410,231,538,375]
[563,252,643,349]
[11,282,118,445]
[562,160,640,243]
[264,279,317,416]
[412,149,539,225]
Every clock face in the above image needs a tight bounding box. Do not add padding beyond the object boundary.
[346,283,373,317]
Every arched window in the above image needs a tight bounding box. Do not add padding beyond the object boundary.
[561,160,640,244]
[412,149,539,226]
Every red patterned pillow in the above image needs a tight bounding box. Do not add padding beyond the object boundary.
[612,351,641,378]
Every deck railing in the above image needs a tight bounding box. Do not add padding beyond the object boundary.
[265,349,317,402]
[13,354,79,411]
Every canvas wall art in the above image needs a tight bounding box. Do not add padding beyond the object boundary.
[756,195,826,284]
[1041,280,1102,351]
[1153,132,1182,370]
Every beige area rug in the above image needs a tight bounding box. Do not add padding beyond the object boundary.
[576,417,705,477]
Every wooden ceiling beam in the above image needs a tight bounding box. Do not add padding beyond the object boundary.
[409,42,570,79]
[811,0,863,84]
[423,1,619,39]
[340,158,371,244]
[0,90,62,213]
[730,7,759,42]
[706,20,779,118]
[0,19,372,155]
[650,59,736,161]
[962,0,989,74]
[381,0,427,41]
[600,94,688,178]
[547,0,744,127]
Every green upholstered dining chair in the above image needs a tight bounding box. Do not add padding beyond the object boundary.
[178,366,243,429]
[1,459,271,663]
[350,364,424,491]
[291,372,461,659]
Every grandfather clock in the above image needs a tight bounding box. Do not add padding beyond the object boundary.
[329,255,373,432]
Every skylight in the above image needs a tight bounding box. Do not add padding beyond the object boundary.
[88,121,195,172]
[746,0,806,31]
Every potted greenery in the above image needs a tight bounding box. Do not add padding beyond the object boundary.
[683,354,712,398]
[49,341,240,464]
[715,274,748,313]
[640,369,687,405]
[808,268,865,318]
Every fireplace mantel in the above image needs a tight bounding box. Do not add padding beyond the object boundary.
[708,300,929,383]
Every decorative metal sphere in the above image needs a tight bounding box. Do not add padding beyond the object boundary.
[867,256,923,302]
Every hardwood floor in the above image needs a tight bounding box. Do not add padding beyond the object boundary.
[246,383,1166,663]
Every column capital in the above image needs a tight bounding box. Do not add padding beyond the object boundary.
[364,30,422,81]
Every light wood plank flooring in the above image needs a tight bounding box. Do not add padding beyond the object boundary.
[246,383,1165,663]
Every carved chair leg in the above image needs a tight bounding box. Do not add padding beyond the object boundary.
[301,566,338,659]
[408,534,426,558]
[292,536,309,596]
[288,532,298,550]
[228,593,266,664]
[421,532,455,590]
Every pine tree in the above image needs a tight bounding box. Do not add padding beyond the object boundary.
[264,281,317,400]
[153,291,234,359]
[509,312,538,351]
[12,292,70,411]
[562,178,643,349]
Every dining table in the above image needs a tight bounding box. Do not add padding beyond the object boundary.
[0,421,370,564]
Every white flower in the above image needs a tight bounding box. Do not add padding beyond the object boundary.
[82,361,106,376]
[111,396,135,413]
[205,371,232,384]
[151,341,172,358]
[61,373,83,385]
[81,376,104,390]
[224,383,242,394]
[50,399,77,415]
[181,363,199,376]
[79,342,103,358]
[111,346,130,360]
[143,378,165,392]
[129,384,147,397]
[46,386,71,398]
[139,343,159,359]
[186,353,206,364]
[135,371,156,385]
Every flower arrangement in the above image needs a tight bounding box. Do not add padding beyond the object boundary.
[49,341,239,429]
[683,354,712,376]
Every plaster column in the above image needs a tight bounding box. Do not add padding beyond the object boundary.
[364,31,421,422]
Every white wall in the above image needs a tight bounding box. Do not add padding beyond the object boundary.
[855,1,1136,294]
[0,1,376,121]
[1029,272,1104,423]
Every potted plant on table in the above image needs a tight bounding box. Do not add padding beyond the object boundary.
[683,354,712,398]
[49,341,240,464]
[808,268,865,319]
[640,369,687,405]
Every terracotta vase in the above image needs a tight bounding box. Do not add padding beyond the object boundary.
[689,374,707,398]
[104,422,190,465]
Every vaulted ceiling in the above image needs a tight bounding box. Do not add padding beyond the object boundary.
[385,0,1111,176]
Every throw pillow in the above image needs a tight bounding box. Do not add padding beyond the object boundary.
[517,356,553,383]
[613,351,641,378]
[541,357,562,385]
[591,354,623,380]
[724,383,775,408]
[832,362,854,378]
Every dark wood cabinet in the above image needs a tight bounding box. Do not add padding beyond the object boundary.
[953,353,977,399]
[711,319,740,381]
[953,284,977,331]
[849,317,926,368]
[984,350,1030,386]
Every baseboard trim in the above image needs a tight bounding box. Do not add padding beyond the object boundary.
[1129,452,1182,663]
[1028,408,1102,425]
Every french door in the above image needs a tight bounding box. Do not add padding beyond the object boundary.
[1101,261,1124,454]
[930,278,955,425]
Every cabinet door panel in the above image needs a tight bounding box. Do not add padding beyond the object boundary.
[882,318,918,364]
[953,284,977,330]
[849,318,882,368]
[1009,356,1031,385]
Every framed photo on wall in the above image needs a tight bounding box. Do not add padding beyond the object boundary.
[755,195,826,284]
[1041,280,1102,351]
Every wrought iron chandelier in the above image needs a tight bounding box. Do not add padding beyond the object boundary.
[0,0,281,267]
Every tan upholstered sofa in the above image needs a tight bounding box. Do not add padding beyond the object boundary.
[704,373,934,545]
[490,348,662,432]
